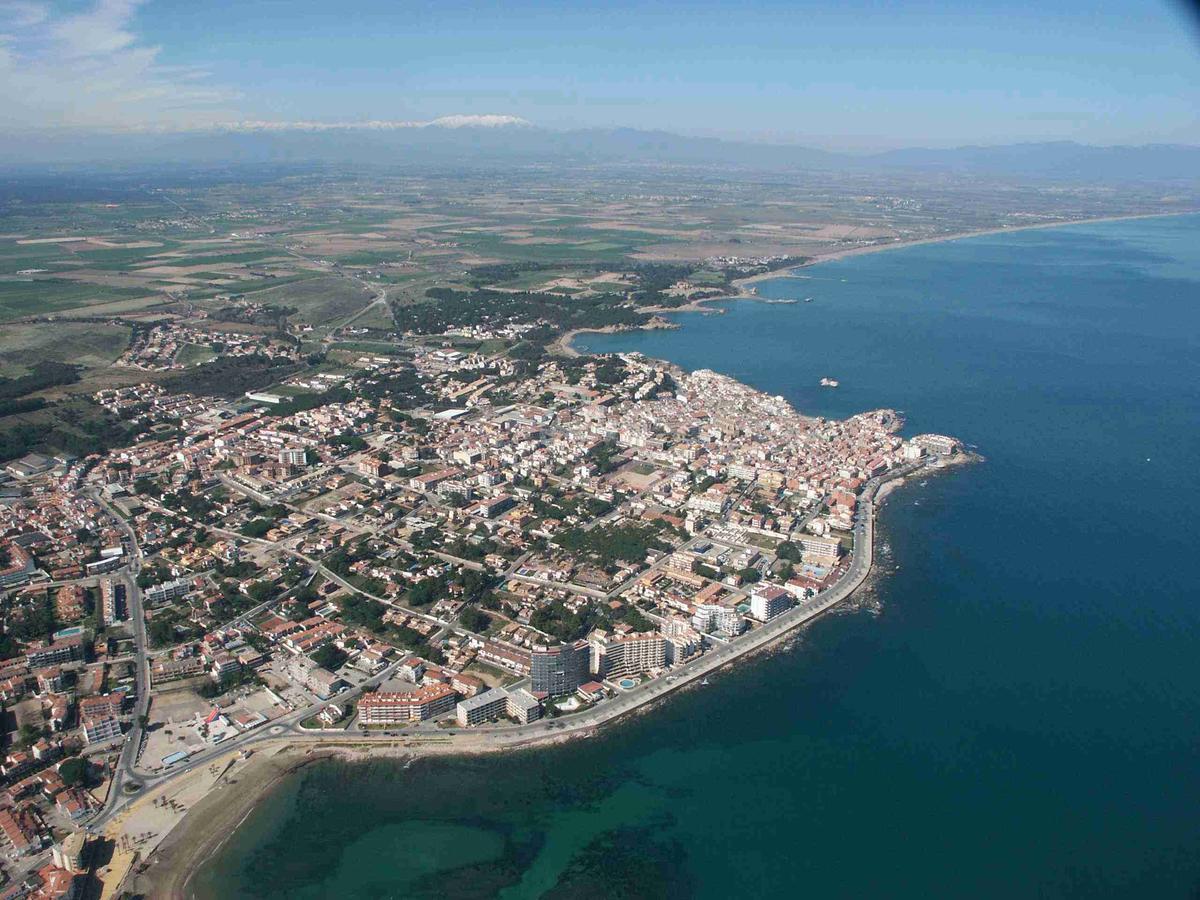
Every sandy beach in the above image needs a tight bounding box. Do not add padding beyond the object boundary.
[554,209,1196,355]
[135,547,927,900]
[119,209,1180,897]
[132,728,597,898]
[137,747,329,900]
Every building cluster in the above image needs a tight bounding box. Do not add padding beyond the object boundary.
[115,323,297,370]
[1,340,959,847]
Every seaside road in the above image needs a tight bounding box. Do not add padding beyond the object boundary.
[85,459,930,833]
[86,489,152,823]
[86,655,412,831]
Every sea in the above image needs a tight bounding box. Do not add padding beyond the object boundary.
[191,214,1200,899]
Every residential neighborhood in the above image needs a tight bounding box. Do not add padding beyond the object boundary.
[0,344,958,895]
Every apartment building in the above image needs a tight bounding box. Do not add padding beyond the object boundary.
[357,684,457,725]
[456,688,508,727]
[530,639,589,698]
[590,631,667,679]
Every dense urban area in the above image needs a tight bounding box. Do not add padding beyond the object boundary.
[3,162,1160,896]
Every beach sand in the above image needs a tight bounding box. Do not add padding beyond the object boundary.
[554,209,1196,355]
[124,745,319,899]
[132,730,594,898]
[129,210,1184,896]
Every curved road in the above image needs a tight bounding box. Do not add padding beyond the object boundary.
[86,459,926,831]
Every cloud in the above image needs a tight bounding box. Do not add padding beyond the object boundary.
[1,0,48,27]
[0,2,532,135]
[427,115,531,129]
[0,0,236,131]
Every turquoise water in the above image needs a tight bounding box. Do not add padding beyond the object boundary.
[192,215,1200,899]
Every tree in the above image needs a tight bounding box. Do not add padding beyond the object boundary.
[59,757,88,787]
[240,518,273,538]
[459,607,491,633]
[531,601,597,642]
[311,644,348,672]
[407,577,441,607]
[621,606,654,632]
[246,580,277,603]
[739,567,761,584]
[148,618,175,648]
[17,723,42,748]
[776,541,801,562]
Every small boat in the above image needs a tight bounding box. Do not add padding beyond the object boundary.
[804,297,814,303]
[820,377,839,387]
[700,677,710,686]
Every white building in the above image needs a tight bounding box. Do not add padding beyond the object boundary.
[456,688,508,727]
[279,447,308,466]
[750,585,792,622]
[691,604,745,636]
[590,631,667,679]
[505,688,543,724]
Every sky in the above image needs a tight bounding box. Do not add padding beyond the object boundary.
[1,0,1198,149]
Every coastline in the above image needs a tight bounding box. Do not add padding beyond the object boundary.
[107,212,1198,900]
[142,748,316,900]
[554,208,1197,355]
[125,209,1035,896]
[136,450,974,899]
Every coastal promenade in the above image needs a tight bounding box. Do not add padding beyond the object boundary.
[463,458,916,746]
[91,456,929,856]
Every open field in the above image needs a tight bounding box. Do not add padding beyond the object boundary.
[0,278,149,321]
[0,162,1192,417]
[175,343,218,367]
[237,274,375,325]
[0,321,131,376]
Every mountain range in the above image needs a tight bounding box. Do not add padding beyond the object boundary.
[2,122,1198,182]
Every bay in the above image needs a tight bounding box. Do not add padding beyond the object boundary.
[192,214,1200,899]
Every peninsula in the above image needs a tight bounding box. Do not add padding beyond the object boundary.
[12,164,1161,896]
[1,343,964,896]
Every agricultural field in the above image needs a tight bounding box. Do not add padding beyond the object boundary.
[233,275,376,326]
[2,157,1152,465]
[175,343,218,368]
[0,278,149,322]
[0,322,132,377]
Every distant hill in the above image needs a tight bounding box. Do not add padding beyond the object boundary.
[869,141,1200,181]
[2,123,1197,183]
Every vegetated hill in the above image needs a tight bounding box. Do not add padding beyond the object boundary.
[869,141,1200,181]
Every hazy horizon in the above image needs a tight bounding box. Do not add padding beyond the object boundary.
[2,0,1198,153]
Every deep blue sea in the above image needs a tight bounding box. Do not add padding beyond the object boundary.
[193,215,1200,899]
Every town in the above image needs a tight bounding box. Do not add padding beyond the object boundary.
[0,331,960,895]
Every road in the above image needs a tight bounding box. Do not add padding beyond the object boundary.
[84,458,928,833]
[86,490,152,820]
[86,654,410,830]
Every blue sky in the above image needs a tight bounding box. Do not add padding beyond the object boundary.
[1,0,1198,148]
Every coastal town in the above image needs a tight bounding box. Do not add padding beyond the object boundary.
[2,0,1196,892]
[0,327,962,895]
[0,162,1019,897]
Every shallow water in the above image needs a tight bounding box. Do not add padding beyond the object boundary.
[193,214,1200,899]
